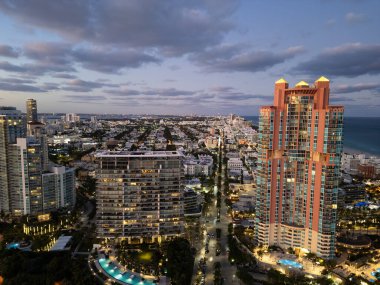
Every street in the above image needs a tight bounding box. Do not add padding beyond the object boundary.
[192,139,240,285]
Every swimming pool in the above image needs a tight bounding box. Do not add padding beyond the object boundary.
[98,258,156,285]
[371,268,380,280]
[6,242,20,249]
[278,259,303,269]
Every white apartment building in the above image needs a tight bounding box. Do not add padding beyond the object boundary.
[227,158,243,172]
[183,155,213,176]
[95,150,184,243]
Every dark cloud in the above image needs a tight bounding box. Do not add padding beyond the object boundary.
[107,89,141,96]
[52,73,77,79]
[334,83,380,94]
[108,87,195,97]
[330,96,356,102]
[58,100,104,105]
[61,79,117,92]
[0,77,35,84]
[0,82,44,92]
[0,59,76,75]
[0,61,26,72]
[209,86,235,92]
[24,42,72,65]
[208,86,271,101]
[72,48,160,73]
[0,45,20,57]
[24,62,77,75]
[0,42,159,75]
[65,95,107,101]
[294,43,380,77]
[0,0,238,56]
[345,12,366,24]
[192,45,305,73]
[0,77,59,92]
[217,93,270,101]
[107,85,272,104]
[41,82,60,91]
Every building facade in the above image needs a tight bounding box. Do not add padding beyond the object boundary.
[0,102,74,216]
[9,138,76,216]
[255,77,344,259]
[0,107,26,214]
[42,166,76,213]
[95,151,184,243]
[26,98,38,123]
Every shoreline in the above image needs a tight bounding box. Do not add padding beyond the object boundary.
[343,146,379,157]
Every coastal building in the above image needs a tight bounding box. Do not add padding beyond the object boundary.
[0,101,74,216]
[341,153,380,177]
[26,98,38,123]
[42,166,76,212]
[9,137,44,215]
[358,164,376,179]
[255,77,344,259]
[0,107,26,214]
[95,150,184,243]
[8,137,75,216]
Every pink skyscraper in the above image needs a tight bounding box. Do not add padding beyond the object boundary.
[255,77,344,259]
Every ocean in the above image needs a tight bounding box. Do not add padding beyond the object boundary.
[243,116,380,156]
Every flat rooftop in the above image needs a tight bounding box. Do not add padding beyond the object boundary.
[50,235,72,251]
[95,150,184,158]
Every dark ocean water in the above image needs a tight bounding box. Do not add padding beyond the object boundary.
[243,116,380,156]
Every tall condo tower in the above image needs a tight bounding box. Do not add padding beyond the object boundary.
[26,98,38,123]
[95,150,184,243]
[255,77,344,259]
[0,107,26,214]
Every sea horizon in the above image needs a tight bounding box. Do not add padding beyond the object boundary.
[243,116,380,156]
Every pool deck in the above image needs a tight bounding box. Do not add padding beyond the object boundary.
[94,254,167,285]
[278,259,303,269]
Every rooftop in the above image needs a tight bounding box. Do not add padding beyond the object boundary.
[295,80,309,87]
[95,150,184,158]
[275,78,288,84]
[316,76,329,82]
[50,235,72,251]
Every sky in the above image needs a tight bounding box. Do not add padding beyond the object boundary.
[0,0,379,116]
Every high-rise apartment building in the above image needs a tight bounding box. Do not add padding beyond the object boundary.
[95,151,184,243]
[42,166,76,213]
[26,98,38,123]
[0,107,26,214]
[0,101,74,216]
[255,77,344,259]
[0,107,26,144]
[8,138,75,216]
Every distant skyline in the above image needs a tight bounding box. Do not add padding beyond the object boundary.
[0,0,379,116]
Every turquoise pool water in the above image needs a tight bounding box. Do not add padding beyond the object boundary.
[6,242,20,249]
[278,259,303,269]
[371,268,380,280]
[98,258,156,285]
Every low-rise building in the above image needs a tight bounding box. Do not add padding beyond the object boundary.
[227,158,243,172]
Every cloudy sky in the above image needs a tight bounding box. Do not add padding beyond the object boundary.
[0,0,379,116]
